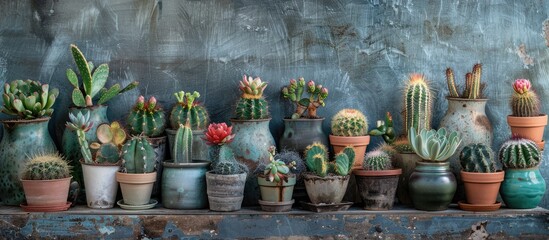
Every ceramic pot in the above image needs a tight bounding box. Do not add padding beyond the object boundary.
[439,98,493,202]
[166,129,209,161]
[461,170,504,205]
[354,169,401,210]
[329,135,370,169]
[229,118,275,206]
[500,167,546,209]
[0,118,57,205]
[409,162,456,211]
[81,162,119,209]
[257,175,296,202]
[148,136,167,199]
[21,177,72,208]
[162,160,210,209]
[303,174,349,204]
[507,115,547,150]
[116,172,156,206]
[395,152,421,206]
[205,171,247,212]
[279,118,328,156]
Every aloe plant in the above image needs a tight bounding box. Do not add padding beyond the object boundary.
[408,127,462,162]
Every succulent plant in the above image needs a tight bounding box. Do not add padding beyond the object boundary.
[121,136,156,173]
[369,112,396,144]
[274,150,306,179]
[446,63,485,99]
[331,108,368,137]
[21,153,71,180]
[66,112,94,164]
[498,138,541,169]
[282,78,328,119]
[363,150,393,171]
[96,122,127,148]
[304,142,354,177]
[203,122,247,175]
[393,137,415,154]
[170,91,209,130]
[1,79,59,119]
[260,146,296,183]
[235,75,269,120]
[173,123,193,163]
[510,79,541,117]
[459,143,496,173]
[203,122,235,146]
[92,142,120,164]
[127,96,166,137]
[403,74,432,135]
[408,127,461,162]
[67,44,138,107]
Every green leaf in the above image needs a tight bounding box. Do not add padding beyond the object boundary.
[87,61,94,72]
[44,93,56,109]
[66,69,79,89]
[97,84,121,105]
[70,44,92,95]
[72,88,86,107]
[3,93,11,109]
[23,96,36,110]
[90,64,109,98]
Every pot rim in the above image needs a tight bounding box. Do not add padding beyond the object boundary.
[507,114,548,126]
[302,173,350,180]
[503,166,540,171]
[20,176,73,182]
[80,159,122,167]
[282,117,325,122]
[116,171,157,184]
[206,170,247,177]
[1,117,51,124]
[230,118,272,123]
[445,97,488,102]
[353,168,402,176]
[163,160,211,168]
[329,135,371,146]
[460,170,505,183]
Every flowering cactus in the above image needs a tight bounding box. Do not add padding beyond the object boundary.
[203,122,235,146]
[204,122,247,175]
[170,91,209,130]
[235,75,269,120]
[127,96,166,137]
[282,78,328,119]
[511,79,541,117]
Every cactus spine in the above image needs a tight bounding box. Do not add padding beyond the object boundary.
[127,96,166,137]
[459,143,496,173]
[121,136,156,173]
[235,75,269,120]
[170,91,210,130]
[446,63,484,99]
[173,123,193,163]
[498,138,541,169]
[304,142,354,177]
[331,108,368,137]
[511,79,541,117]
[403,74,432,135]
[22,153,71,180]
[363,150,392,171]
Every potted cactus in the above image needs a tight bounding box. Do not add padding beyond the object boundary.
[279,78,330,156]
[116,135,157,210]
[167,91,210,161]
[62,44,138,190]
[408,127,462,211]
[229,75,275,206]
[498,138,546,209]
[329,108,370,169]
[204,122,248,212]
[369,112,397,145]
[458,143,504,211]
[20,153,72,212]
[507,79,547,150]
[301,142,355,212]
[353,148,401,210]
[0,79,59,205]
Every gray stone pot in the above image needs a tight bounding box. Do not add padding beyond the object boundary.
[205,171,247,212]
[162,160,210,209]
[303,174,349,204]
[354,169,401,210]
[279,118,328,156]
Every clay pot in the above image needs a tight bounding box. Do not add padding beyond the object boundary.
[116,172,157,206]
[303,174,349,204]
[205,171,247,212]
[354,169,401,210]
[507,115,547,150]
[162,160,210,209]
[21,177,72,209]
[329,135,370,169]
[81,162,119,209]
[461,170,504,208]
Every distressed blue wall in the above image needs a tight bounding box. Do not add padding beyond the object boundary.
[0,0,548,207]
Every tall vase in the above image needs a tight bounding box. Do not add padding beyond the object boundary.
[409,161,457,211]
[229,118,275,206]
[0,118,57,205]
[279,118,328,156]
[62,106,109,187]
[439,97,492,202]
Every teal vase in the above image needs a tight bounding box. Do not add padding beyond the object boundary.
[409,161,457,211]
[500,167,546,209]
[0,118,57,205]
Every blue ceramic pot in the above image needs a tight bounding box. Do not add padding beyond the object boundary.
[500,167,546,209]
[279,118,328,156]
[162,160,210,209]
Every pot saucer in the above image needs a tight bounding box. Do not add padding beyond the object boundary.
[258,199,294,212]
[300,201,353,213]
[458,201,501,212]
[117,199,157,210]
[20,202,71,212]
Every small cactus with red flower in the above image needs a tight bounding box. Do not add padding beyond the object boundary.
[204,122,247,175]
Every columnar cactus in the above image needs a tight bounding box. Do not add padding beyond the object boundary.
[203,122,247,175]
[511,79,541,117]
[459,143,496,173]
[66,112,94,164]
[369,112,396,144]
[403,74,432,135]
[127,96,166,137]
[170,91,209,130]
[446,63,484,99]
[67,44,138,107]
[173,123,193,163]
[21,153,71,180]
[282,77,329,119]
[121,136,156,173]
[498,138,541,169]
[363,150,393,171]
[331,108,368,137]
[1,79,59,119]
[235,75,269,120]
[304,143,354,177]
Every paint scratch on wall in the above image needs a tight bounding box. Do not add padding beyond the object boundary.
[516,44,534,68]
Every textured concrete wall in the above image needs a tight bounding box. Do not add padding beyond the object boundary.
[0,0,548,207]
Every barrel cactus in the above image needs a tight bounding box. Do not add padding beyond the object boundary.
[363,150,392,171]
[281,77,329,119]
[1,79,59,119]
[459,143,496,173]
[235,75,269,120]
[173,123,193,163]
[121,136,156,173]
[498,138,541,169]
[304,142,354,177]
[21,153,71,180]
[446,63,484,99]
[331,109,368,137]
[169,91,209,130]
[403,74,432,135]
[510,79,541,117]
[127,96,166,137]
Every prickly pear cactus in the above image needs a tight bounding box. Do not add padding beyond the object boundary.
[121,136,156,173]
[331,108,368,137]
[21,153,71,180]
[127,96,166,137]
[459,143,496,173]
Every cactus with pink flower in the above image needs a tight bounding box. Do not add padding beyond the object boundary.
[127,95,166,137]
[235,75,269,120]
[281,77,328,119]
[511,79,541,117]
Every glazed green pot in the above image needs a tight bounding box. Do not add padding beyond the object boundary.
[500,167,546,209]
[0,118,57,205]
[409,161,456,211]
[257,175,296,202]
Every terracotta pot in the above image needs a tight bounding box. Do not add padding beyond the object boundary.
[116,172,157,206]
[21,177,72,207]
[329,135,370,169]
[354,169,401,210]
[303,174,349,204]
[461,170,504,205]
[507,115,547,150]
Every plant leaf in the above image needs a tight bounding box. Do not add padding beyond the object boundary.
[90,64,109,98]
[70,44,92,95]
[97,84,121,105]
[72,88,86,107]
[66,69,79,89]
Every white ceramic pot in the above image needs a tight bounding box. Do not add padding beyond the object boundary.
[81,163,119,209]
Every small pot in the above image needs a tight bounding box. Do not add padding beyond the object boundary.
[257,175,296,202]
[507,115,547,150]
[354,169,401,210]
[409,161,456,211]
[162,160,210,209]
[116,172,157,206]
[500,167,546,209]
[329,135,370,169]
[81,162,119,209]
[205,171,247,212]
[21,177,72,208]
[461,170,504,205]
[303,173,349,204]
